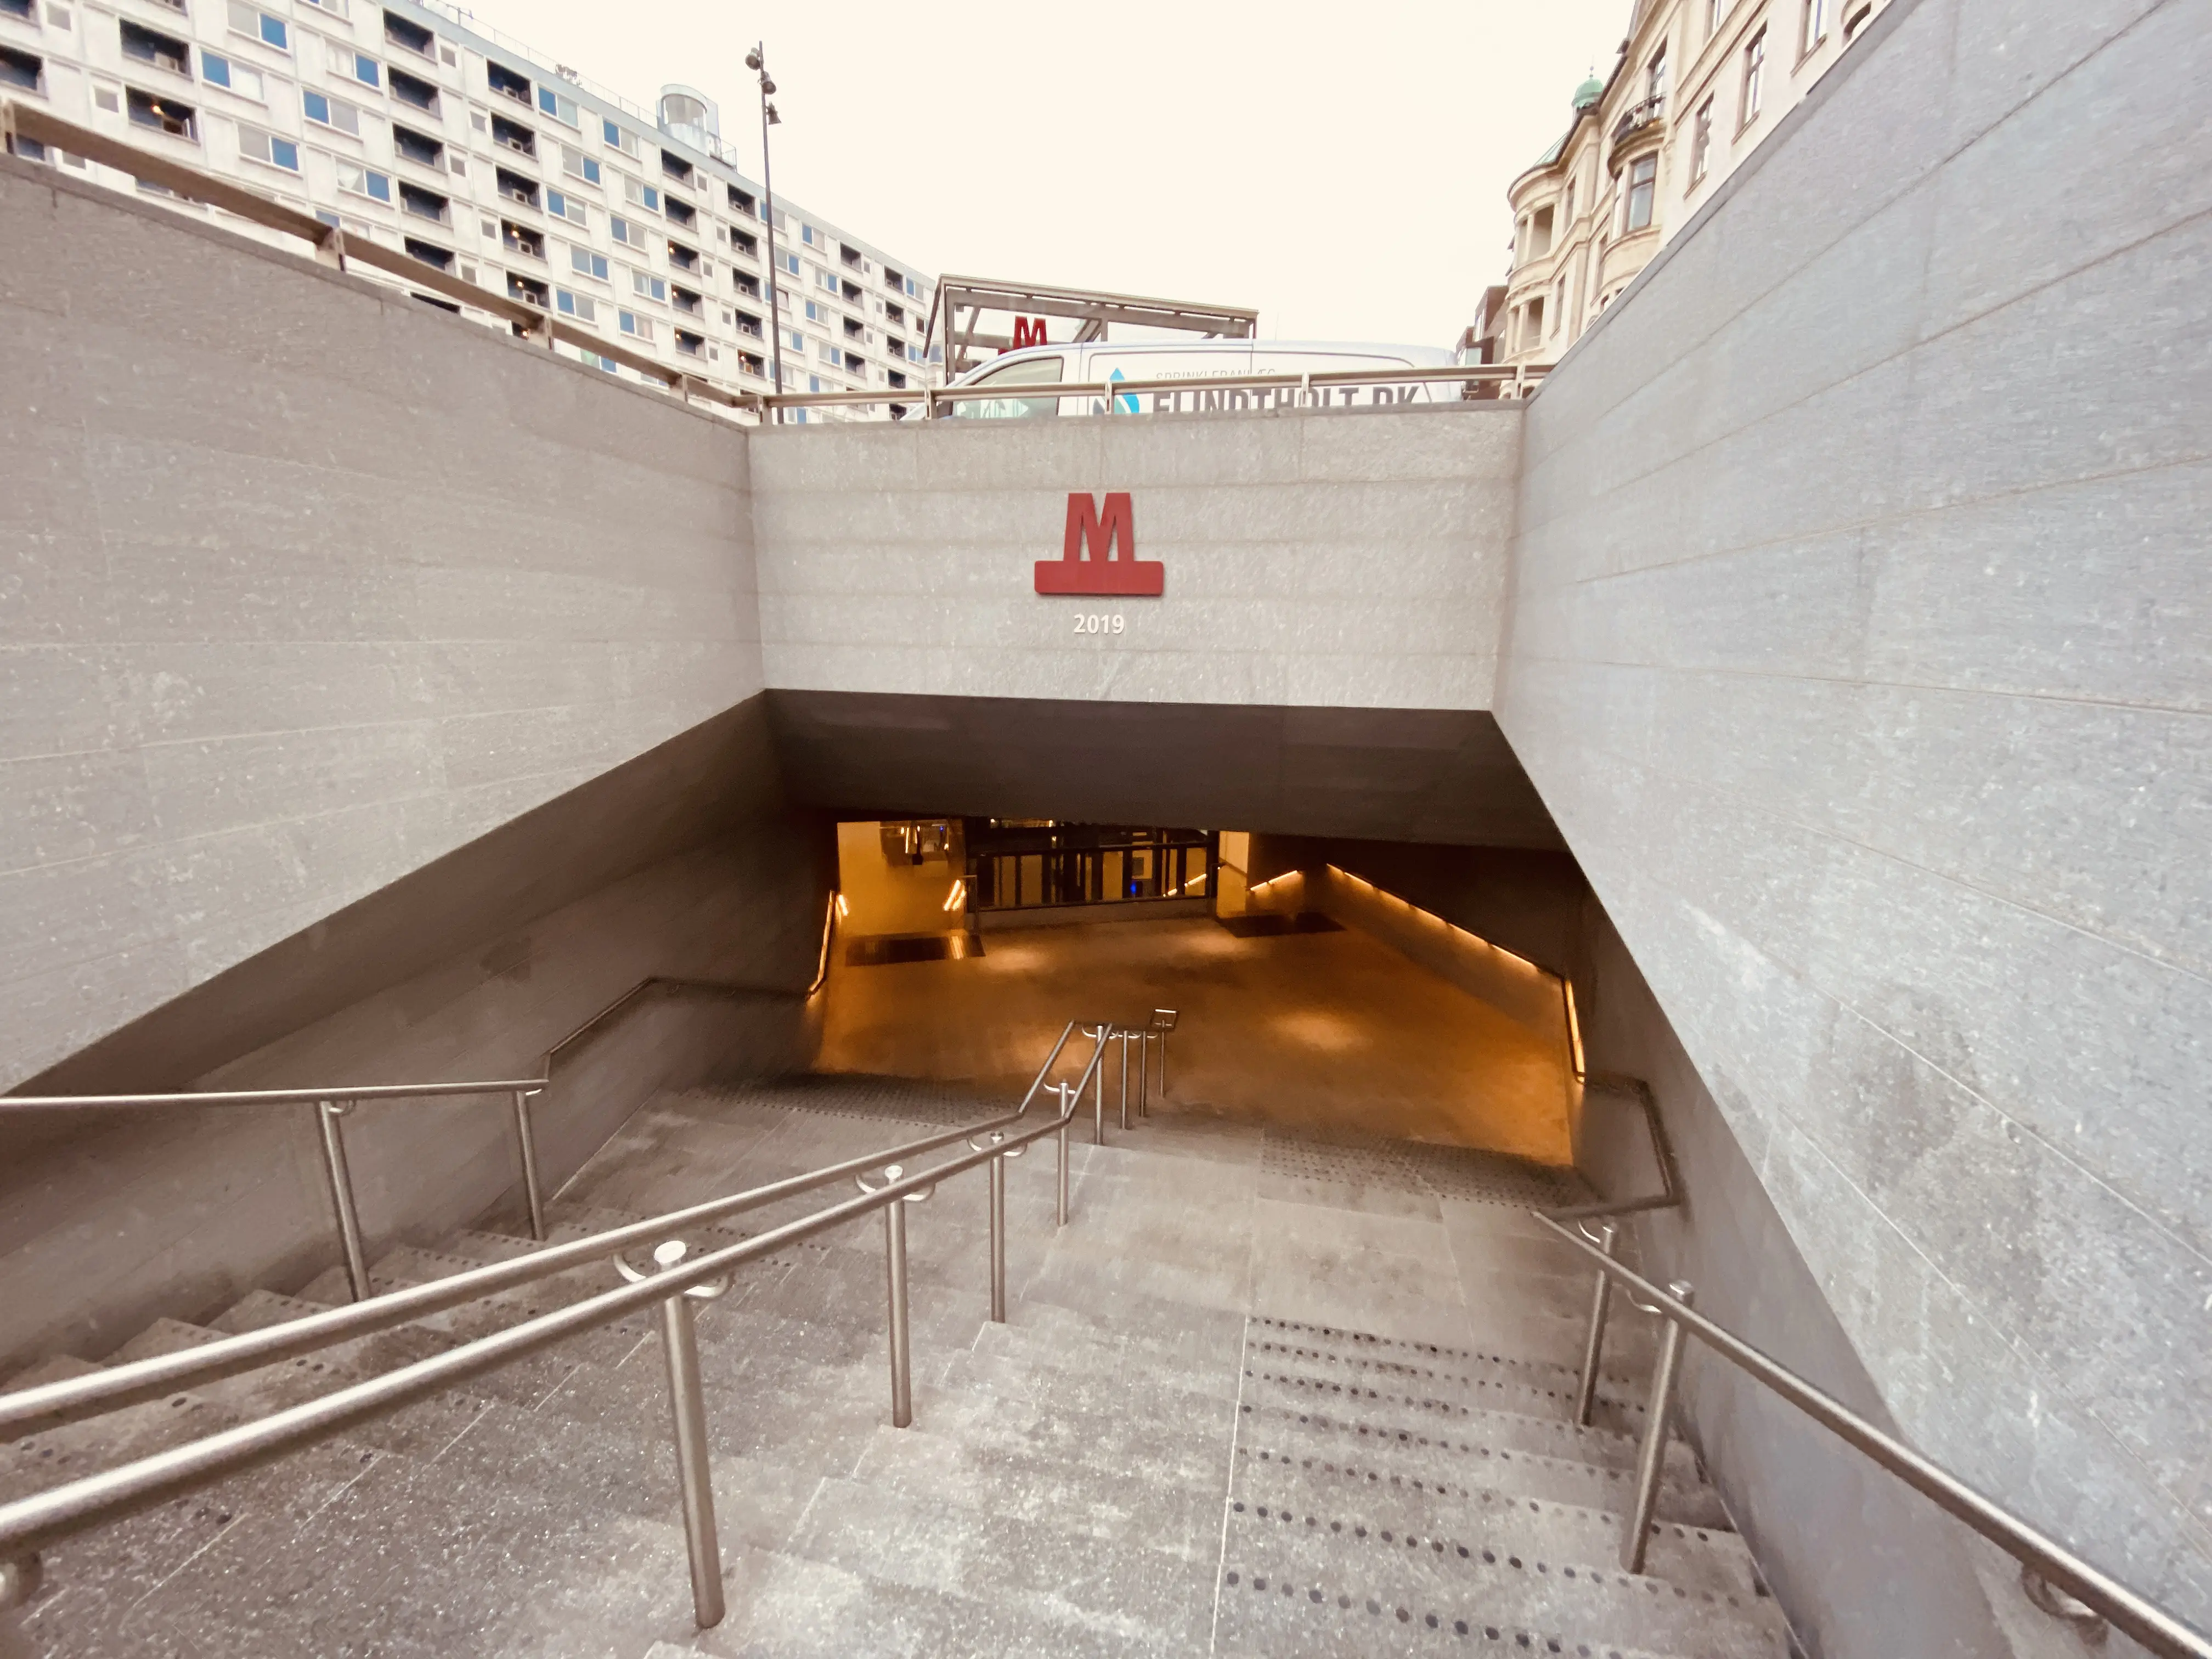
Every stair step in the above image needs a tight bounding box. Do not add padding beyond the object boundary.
[1252,1312,1654,1392]
[109,1319,490,1460]
[999,1287,1250,1373]
[891,1379,1229,1496]
[1233,1442,1762,1600]
[688,1545,1128,1659]
[1209,1559,1675,1659]
[1237,1405,1730,1530]
[1221,1494,1787,1657]
[132,1442,696,1657]
[969,1313,1243,1403]
[1240,1365,1697,1485]
[785,1474,1215,1647]
[850,1421,1223,1564]
[935,1346,1237,1442]
[1245,1322,1650,1423]
[293,1264,652,1374]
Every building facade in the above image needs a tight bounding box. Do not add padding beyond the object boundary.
[0,0,938,405]
[1490,0,1888,370]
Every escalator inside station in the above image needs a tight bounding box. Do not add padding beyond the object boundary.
[821,817,1581,1169]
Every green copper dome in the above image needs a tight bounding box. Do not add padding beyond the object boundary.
[1573,74,1605,110]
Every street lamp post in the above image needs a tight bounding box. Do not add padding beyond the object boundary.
[745,43,783,421]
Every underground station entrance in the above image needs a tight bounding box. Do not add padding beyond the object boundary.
[825,816,1583,1175]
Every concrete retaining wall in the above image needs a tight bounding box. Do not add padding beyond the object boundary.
[0,154,760,1096]
[1497,0,2212,1630]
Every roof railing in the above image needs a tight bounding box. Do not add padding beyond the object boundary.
[0,1022,1119,1633]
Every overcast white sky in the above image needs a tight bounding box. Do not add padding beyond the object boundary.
[460,0,1629,347]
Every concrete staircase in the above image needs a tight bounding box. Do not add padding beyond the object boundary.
[2,1077,1791,1657]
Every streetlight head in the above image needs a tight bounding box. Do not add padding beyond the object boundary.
[765,102,780,124]
[760,75,776,95]
[744,47,761,70]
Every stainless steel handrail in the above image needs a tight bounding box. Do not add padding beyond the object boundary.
[0,1026,1115,1632]
[1535,1215,2212,1659]
[0,1080,543,1109]
[0,1021,1104,1437]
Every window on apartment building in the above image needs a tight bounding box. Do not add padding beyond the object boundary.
[335,159,390,200]
[485,60,530,103]
[238,123,300,170]
[1843,2,1872,38]
[398,180,446,221]
[658,148,692,183]
[1645,44,1666,104]
[602,118,640,157]
[666,240,697,272]
[300,0,349,18]
[1741,29,1767,126]
[670,285,702,316]
[500,219,543,258]
[622,174,660,213]
[730,227,757,258]
[303,90,366,134]
[382,9,432,56]
[1,0,36,19]
[610,215,648,249]
[799,222,823,247]
[630,269,665,302]
[1624,152,1657,230]
[737,351,764,377]
[1561,180,1575,224]
[1530,204,1554,257]
[225,1,286,48]
[726,185,754,216]
[545,187,585,225]
[1802,0,1829,52]
[508,272,549,307]
[201,52,265,100]
[328,42,380,87]
[392,122,443,166]
[404,236,452,270]
[127,86,197,136]
[732,270,758,298]
[618,308,652,340]
[840,279,862,306]
[1708,0,1730,32]
[121,20,190,74]
[0,46,42,92]
[490,114,535,157]
[569,246,608,281]
[839,244,863,270]
[1691,97,1714,180]
[816,339,838,364]
[674,328,705,358]
[784,326,804,352]
[1551,275,1568,337]
[843,350,865,374]
[779,250,800,278]
[842,317,864,340]
[560,144,599,184]
[555,287,596,321]
[537,85,579,127]
[664,195,695,228]
[734,309,761,336]
[389,68,439,112]
[495,167,537,209]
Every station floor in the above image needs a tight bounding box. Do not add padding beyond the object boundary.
[812,915,1576,1166]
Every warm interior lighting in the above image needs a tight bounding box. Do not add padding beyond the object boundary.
[941,878,966,912]
[1564,978,1587,1080]
[833,891,849,918]
[1324,864,1555,985]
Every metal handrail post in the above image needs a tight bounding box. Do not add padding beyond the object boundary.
[1118,1029,1131,1131]
[967,1128,1019,1325]
[860,1164,932,1429]
[1622,1279,1693,1573]
[314,1101,370,1302]
[1573,1220,1620,1426]
[510,1088,546,1242]
[1056,1083,1071,1227]
[613,1240,729,1628]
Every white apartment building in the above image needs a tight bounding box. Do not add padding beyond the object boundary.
[0,0,939,408]
[1481,0,1890,370]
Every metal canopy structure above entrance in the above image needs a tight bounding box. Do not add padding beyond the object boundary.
[923,275,1259,378]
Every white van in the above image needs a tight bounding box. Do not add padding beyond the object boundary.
[945,339,1466,419]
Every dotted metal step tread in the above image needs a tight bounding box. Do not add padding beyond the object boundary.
[1246,1329,1649,1415]
[1232,1444,1761,1601]
[1220,1497,1787,1657]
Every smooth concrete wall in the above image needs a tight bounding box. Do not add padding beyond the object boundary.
[0,808,833,1372]
[1497,0,2212,1632]
[751,404,1520,712]
[0,154,759,1096]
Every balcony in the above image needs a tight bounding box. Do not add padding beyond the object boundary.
[1611,95,1664,146]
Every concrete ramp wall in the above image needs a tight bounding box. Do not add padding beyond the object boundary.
[1498,0,2212,1627]
[0,155,760,1095]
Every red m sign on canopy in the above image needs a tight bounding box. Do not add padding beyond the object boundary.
[1036,493,1165,596]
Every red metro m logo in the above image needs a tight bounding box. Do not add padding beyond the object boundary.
[1035,493,1164,596]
